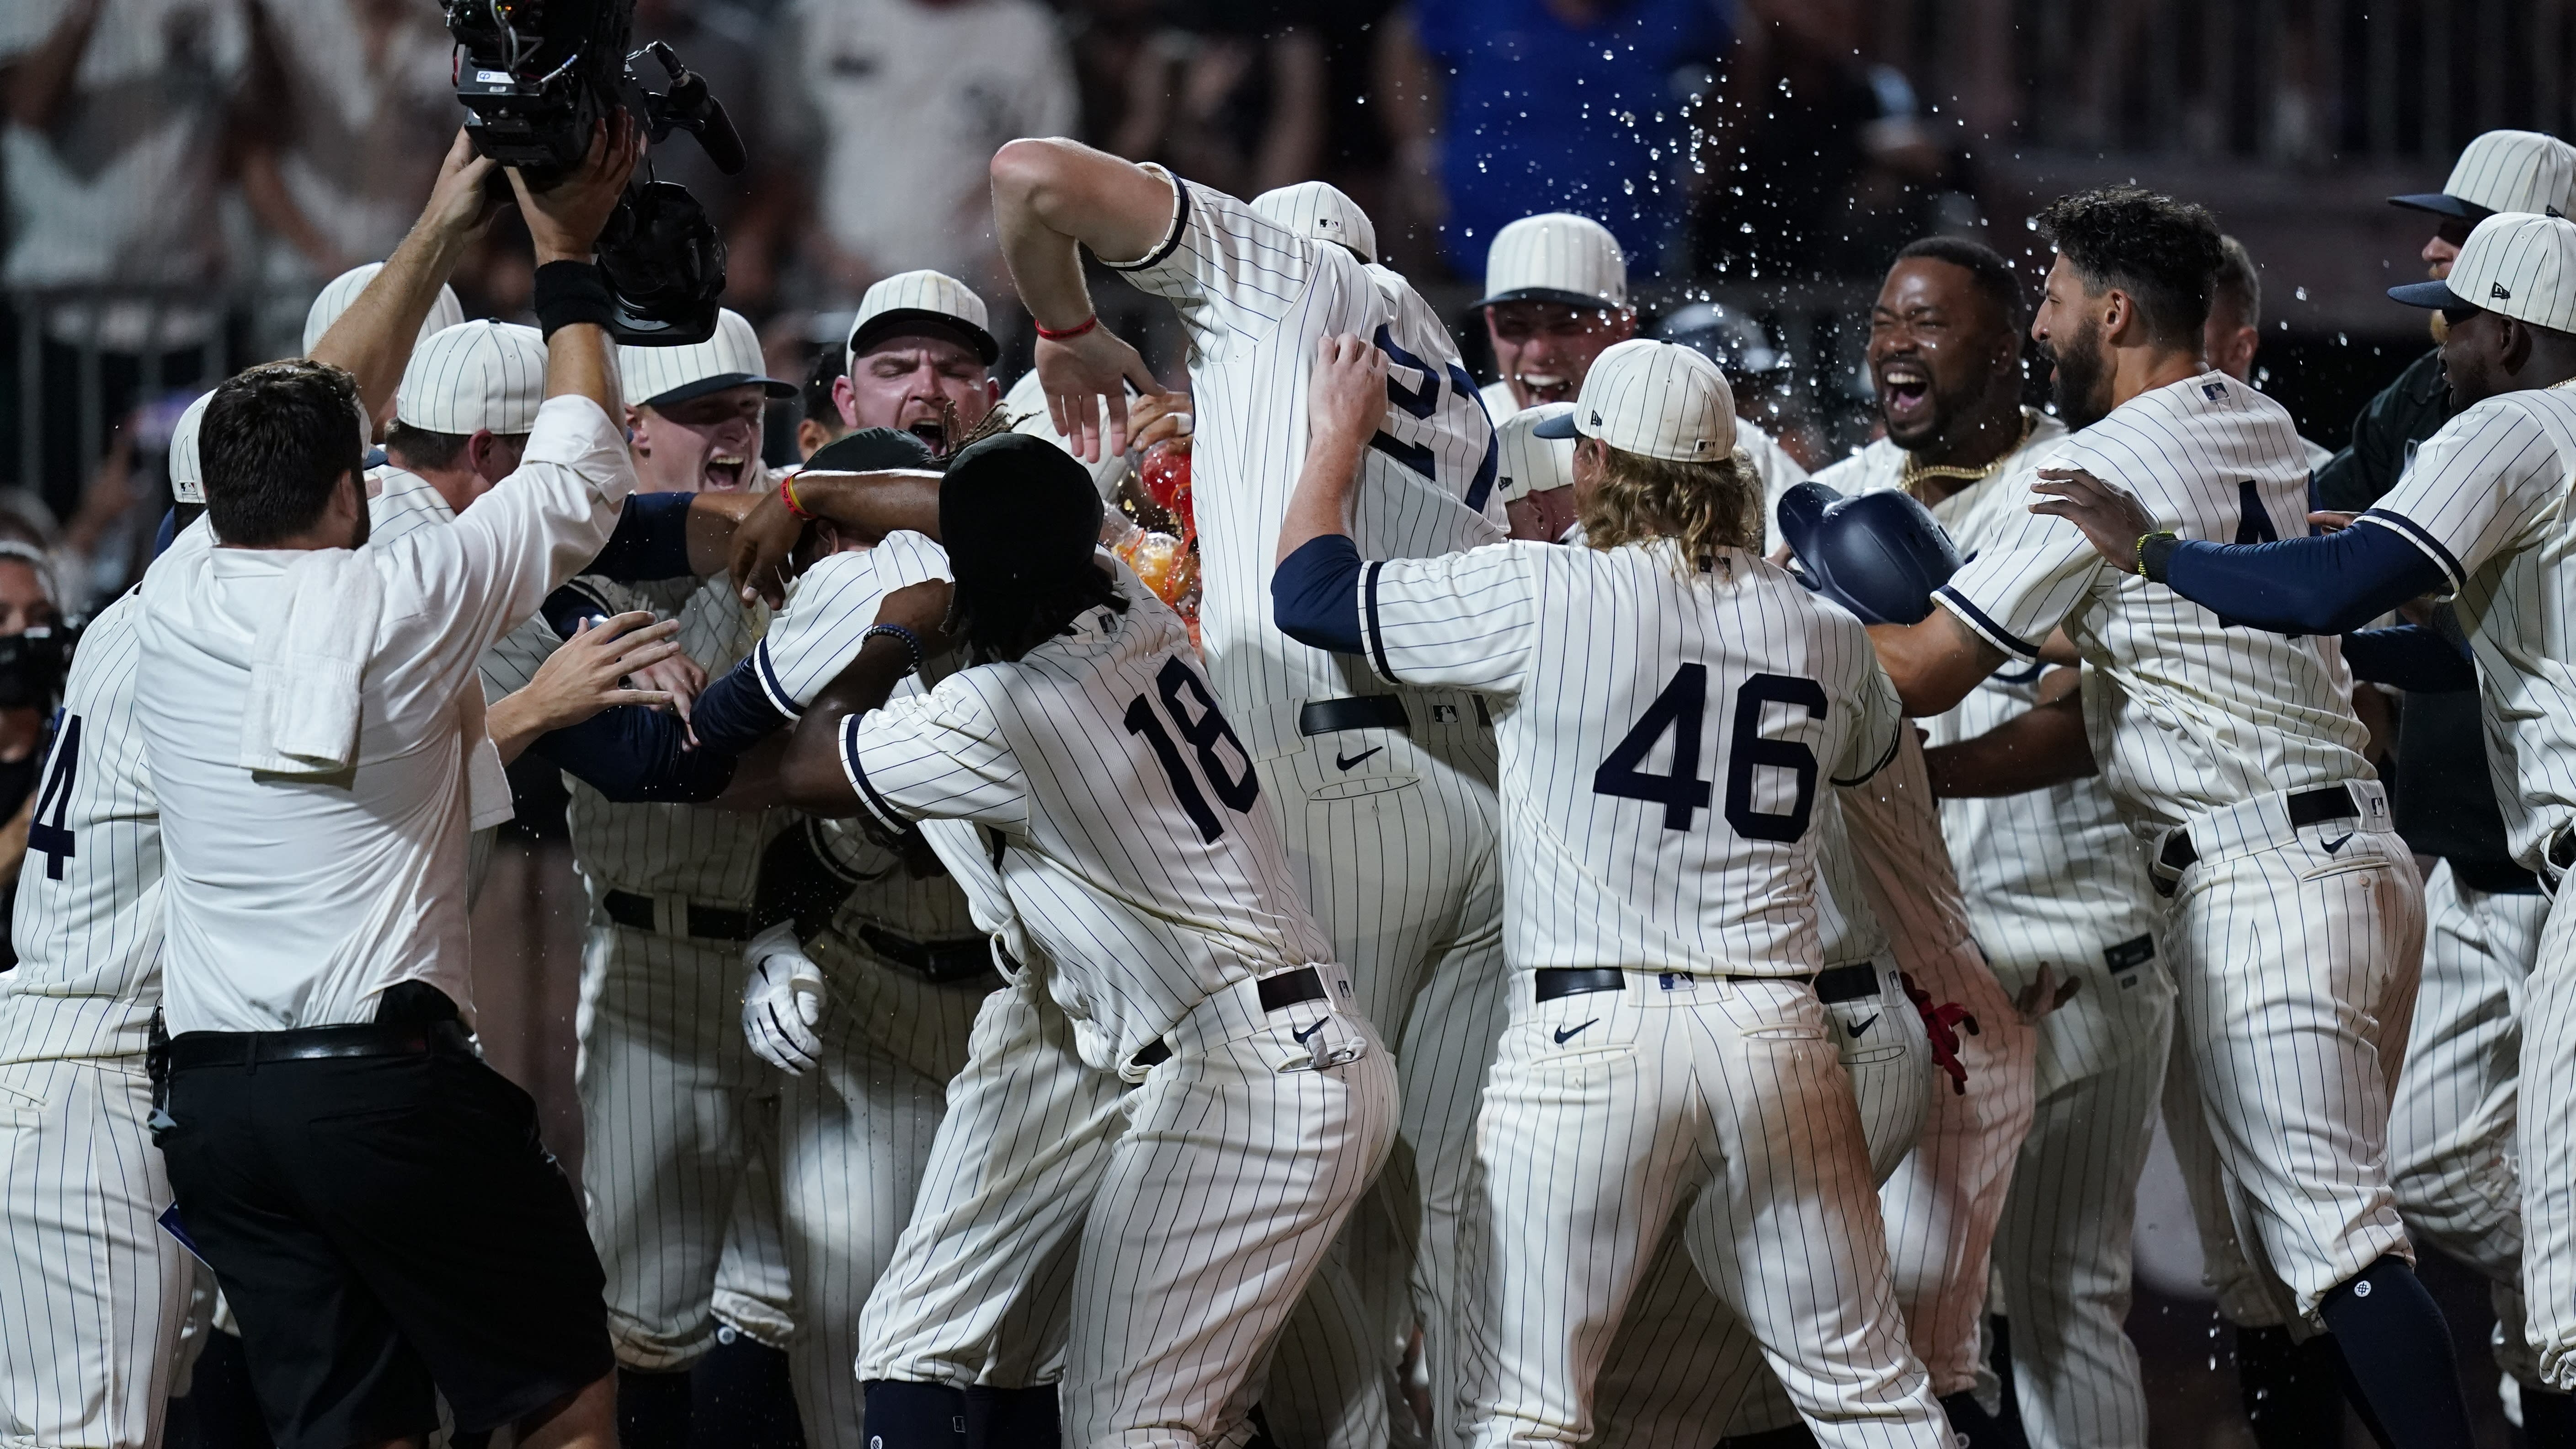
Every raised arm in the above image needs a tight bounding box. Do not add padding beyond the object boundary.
[309,132,500,422]
[988,138,1170,460]
[728,469,945,608]
[1272,335,1389,655]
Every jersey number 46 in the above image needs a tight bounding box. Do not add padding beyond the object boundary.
[1595,666,1824,842]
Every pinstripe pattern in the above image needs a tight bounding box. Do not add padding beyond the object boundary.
[2432,130,2576,217]
[622,311,774,411]
[396,321,547,434]
[2159,1030,2284,1329]
[368,465,458,551]
[302,263,463,355]
[712,1089,797,1350]
[1479,214,1627,307]
[2514,886,2576,1387]
[1557,341,1733,463]
[2388,861,2546,1387]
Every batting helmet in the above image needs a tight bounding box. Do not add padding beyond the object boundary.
[1776,482,1962,626]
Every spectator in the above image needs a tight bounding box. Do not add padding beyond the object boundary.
[1380,0,1729,280]
[0,538,64,972]
[0,0,251,509]
[1110,2,1326,203]
[770,0,1077,300]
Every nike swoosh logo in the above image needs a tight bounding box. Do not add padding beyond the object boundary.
[1553,1019,1598,1045]
[1291,1019,1327,1043]
[1847,1013,1879,1038]
[1335,746,1384,771]
[2321,832,2354,855]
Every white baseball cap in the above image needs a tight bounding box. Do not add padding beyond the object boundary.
[1532,339,1735,463]
[169,391,212,504]
[302,263,465,355]
[848,271,998,371]
[1495,402,1576,503]
[1475,213,1628,311]
[2393,129,2576,220]
[621,308,795,412]
[2389,212,2576,332]
[396,321,549,435]
[1252,182,1377,264]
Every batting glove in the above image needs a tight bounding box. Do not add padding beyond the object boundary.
[1899,968,1979,1096]
[743,923,827,1075]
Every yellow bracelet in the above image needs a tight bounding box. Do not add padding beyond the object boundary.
[2135,531,2175,578]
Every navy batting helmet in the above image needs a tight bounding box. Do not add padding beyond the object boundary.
[1776,482,1963,626]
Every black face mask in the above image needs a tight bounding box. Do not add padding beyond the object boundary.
[2042,315,2114,431]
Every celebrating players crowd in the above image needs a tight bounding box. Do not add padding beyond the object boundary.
[19,69,2576,1449]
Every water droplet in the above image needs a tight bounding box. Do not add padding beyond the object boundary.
[2294,286,2309,301]
[2338,332,2350,346]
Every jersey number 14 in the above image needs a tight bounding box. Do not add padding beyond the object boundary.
[1594,666,1824,842]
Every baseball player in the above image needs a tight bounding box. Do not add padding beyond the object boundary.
[991,143,1504,1446]
[2030,209,2576,1440]
[1845,186,2469,1448]
[301,256,464,433]
[1273,333,1949,1447]
[1475,212,1813,521]
[1808,235,2170,1449]
[757,432,1396,1449]
[835,271,1006,458]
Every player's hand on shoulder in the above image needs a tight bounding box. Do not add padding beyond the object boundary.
[731,487,809,610]
[2030,465,2157,567]
[629,650,709,744]
[741,923,826,1075]
[1307,333,1387,449]
[873,578,955,655]
[513,610,681,731]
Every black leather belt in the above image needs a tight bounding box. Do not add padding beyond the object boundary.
[2156,785,2359,888]
[603,889,753,943]
[168,1019,473,1070]
[1130,967,1329,1069]
[1533,963,1879,1005]
[858,925,998,985]
[1299,696,1410,735]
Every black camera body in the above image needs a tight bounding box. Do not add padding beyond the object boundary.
[446,0,747,345]
[0,621,81,711]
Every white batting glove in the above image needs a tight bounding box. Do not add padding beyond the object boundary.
[742,923,827,1075]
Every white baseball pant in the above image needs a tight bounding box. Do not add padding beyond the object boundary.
[861,967,1397,1447]
[2161,1024,2282,1330]
[0,1056,197,1449]
[777,939,992,1449]
[1587,960,1933,1449]
[2508,828,2576,1387]
[1455,972,1951,1449]
[2388,859,2547,1387]
[576,921,796,1369]
[2158,783,2423,1327]
[1256,712,1503,1449]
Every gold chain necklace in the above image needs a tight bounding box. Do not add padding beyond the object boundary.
[1902,409,2037,494]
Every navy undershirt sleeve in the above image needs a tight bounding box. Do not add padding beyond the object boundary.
[691,658,794,756]
[1270,535,1366,655]
[584,492,696,582]
[2158,524,2447,636]
[2341,625,2477,693]
[530,703,737,803]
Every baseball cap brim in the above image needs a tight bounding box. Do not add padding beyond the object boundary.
[1471,286,1627,312]
[2389,192,2492,220]
[1529,411,1581,440]
[640,372,799,410]
[850,309,1000,367]
[2387,278,2465,309]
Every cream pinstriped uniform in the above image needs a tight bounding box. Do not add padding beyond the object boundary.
[1816,423,2175,1448]
[0,590,199,1449]
[1348,535,1947,1448]
[842,571,1396,1449]
[1938,369,2419,1330]
[2345,380,2576,1385]
[1109,167,1506,1446]
[483,566,797,1367]
[736,533,998,1448]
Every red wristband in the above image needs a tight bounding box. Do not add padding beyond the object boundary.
[780,471,813,521]
[1034,314,1099,342]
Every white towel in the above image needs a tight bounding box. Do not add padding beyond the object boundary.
[235,549,384,776]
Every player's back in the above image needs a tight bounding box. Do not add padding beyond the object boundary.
[1942,371,2372,829]
[1115,172,1502,755]
[1366,540,1899,977]
[0,590,161,1065]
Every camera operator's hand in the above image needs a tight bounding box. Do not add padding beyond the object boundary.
[311,129,506,423]
[511,114,645,265]
[424,129,504,245]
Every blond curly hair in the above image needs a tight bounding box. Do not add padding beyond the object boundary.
[1576,441,1764,572]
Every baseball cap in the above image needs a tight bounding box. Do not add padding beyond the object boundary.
[848,271,999,371]
[396,321,548,435]
[1252,182,1377,264]
[169,391,212,504]
[2389,212,2576,332]
[1531,339,1736,464]
[302,262,464,355]
[803,425,937,475]
[2391,129,2576,220]
[622,308,795,411]
[1474,213,1628,311]
[939,433,1102,603]
[1496,403,1577,503]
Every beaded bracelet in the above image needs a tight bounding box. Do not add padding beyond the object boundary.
[863,622,925,674]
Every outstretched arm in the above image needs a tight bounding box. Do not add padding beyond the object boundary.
[1271,336,1387,655]
[988,138,1170,460]
[776,581,956,815]
[727,469,945,608]
[309,132,502,422]
[1922,668,2097,798]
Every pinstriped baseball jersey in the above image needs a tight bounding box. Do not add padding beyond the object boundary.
[1107,166,1504,758]
[0,590,160,1066]
[366,465,456,551]
[1813,423,2159,956]
[838,575,1333,1072]
[2358,387,2576,866]
[1937,370,2373,831]
[1355,539,1902,975]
